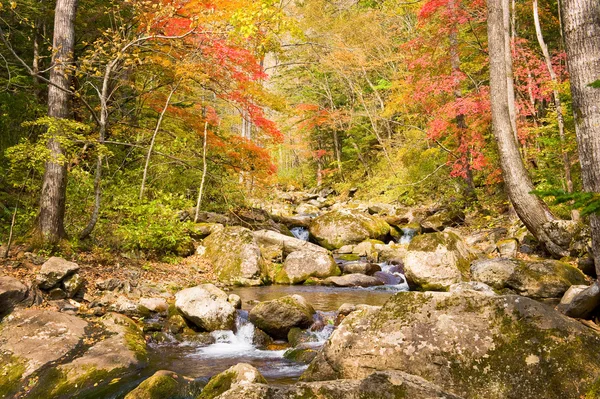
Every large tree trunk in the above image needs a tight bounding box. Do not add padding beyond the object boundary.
[38,0,78,245]
[560,0,600,273]
[487,0,568,258]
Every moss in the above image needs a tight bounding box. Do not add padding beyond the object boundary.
[408,232,458,252]
[0,354,25,398]
[28,366,118,399]
[283,347,318,363]
[336,254,360,262]
[445,298,600,398]
[196,371,236,399]
[585,377,600,399]
[125,372,179,399]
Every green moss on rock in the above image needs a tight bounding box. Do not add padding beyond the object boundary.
[125,371,180,399]
[0,354,25,398]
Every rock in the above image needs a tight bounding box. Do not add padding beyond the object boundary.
[0,309,88,397]
[213,371,463,399]
[558,281,600,319]
[506,259,587,298]
[448,281,496,295]
[198,363,267,399]
[166,314,187,334]
[0,276,28,319]
[337,303,357,316]
[36,313,148,398]
[276,250,340,284]
[557,284,589,313]
[175,284,236,331]
[253,229,327,256]
[139,297,169,313]
[578,254,596,278]
[341,262,381,275]
[296,203,320,215]
[287,327,318,347]
[96,277,125,291]
[283,345,318,363]
[301,291,600,399]
[36,257,80,290]
[420,209,465,232]
[376,243,406,264]
[48,287,67,300]
[470,258,517,289]
[227,294,242,309]
[189,223,225,239]
[496,238,518,258]
[62,273,84,298]
[352,240,383,261]
[252,328,273,348]
[373,271,403,285]
[248,295,315,339]
[403,232,473,291]
[194,211,231,225]
[324,274,384,287]
[465,227,508,254]
[125,370,181,399]
[309,210,390,250]
[109,295,141,316]
[203,226,266,286]
[337,245,354,254]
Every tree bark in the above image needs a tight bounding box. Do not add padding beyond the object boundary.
[487,0,568,258]
[38,0,78,245]
[560,0,600,272]
[194,122,209,223]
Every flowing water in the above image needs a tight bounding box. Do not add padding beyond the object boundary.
[107,256,410,398]
[290,226,310,241]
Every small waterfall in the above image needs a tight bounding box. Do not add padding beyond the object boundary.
[291,227,310,241]
[375,263,410,291]
[399,227,417,244]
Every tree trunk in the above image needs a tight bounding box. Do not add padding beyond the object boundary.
[533,0,573,194]
[194,122,209,223]
[487,0,568,258]
[38,0,78,245]
[502,0,519,144]
[560,0,600,272]
[140,84,178,201]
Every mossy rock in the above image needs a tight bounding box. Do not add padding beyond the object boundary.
[275,250,341,285]
[125,370,181,399]
[336,254,361,262]
[0,354,25,398]
[302,291,600,399]
[248,295,316,339]
[197,363,267,399]
[506,259,588,298]
[404,232,474,291]
[203,226,267,286]
[309,210,391,250]
[287,327,318,346]
[283,347,318,363]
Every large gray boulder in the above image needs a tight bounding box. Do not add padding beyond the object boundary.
[36,257,80,289]
[212,371,463,399]
[275,250,340,284]
[0,276,28,318]
[301,291,600,399]
[506,259,587,298]
[403,232,473,291]
[470,258,517,289]
[0,310,88,397]
[249,295,315,339]
[175,284,236,331]
[203,226,266,286]
[309,210,390,250]
[253,229,328,256]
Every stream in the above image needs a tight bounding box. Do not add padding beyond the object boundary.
[110,227,412,398]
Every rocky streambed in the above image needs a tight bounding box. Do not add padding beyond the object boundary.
[2,195,600,398]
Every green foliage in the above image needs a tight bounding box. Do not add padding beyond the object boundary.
[589,80,600,88]
[108,193,194,255]
[533,189,600,217]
